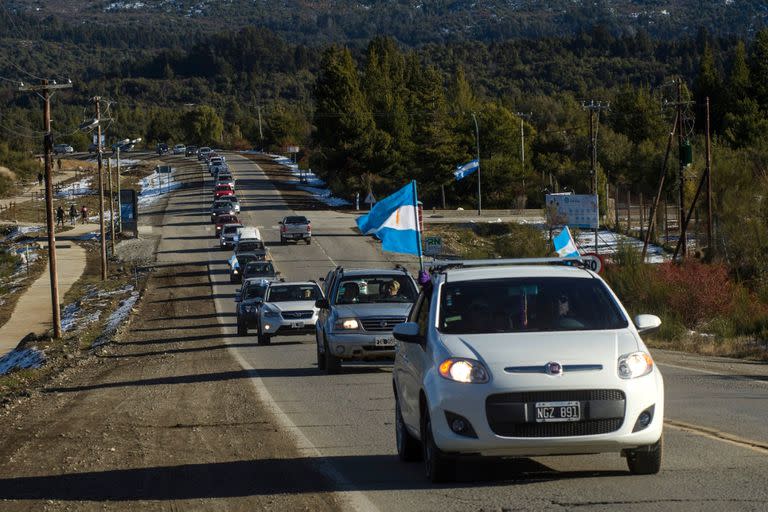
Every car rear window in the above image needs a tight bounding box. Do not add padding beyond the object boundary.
[245,262,276,275]
[223,225,242,234]
[438,277,628,334]
[285,216,309,224]
[237,241,264,252]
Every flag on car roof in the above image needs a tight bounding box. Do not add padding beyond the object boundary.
[356,181,422,256]
[453,159,479,181]
[553,226,580,258]
[228,253,239,269]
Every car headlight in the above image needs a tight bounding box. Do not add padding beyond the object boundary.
[334,318,360,330]
[618,351,654,379]
[438,358,490,384]
[233,269,238,274]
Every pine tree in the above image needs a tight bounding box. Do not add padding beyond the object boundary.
[749,28,768,111]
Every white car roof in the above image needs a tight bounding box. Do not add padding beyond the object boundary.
[269,281,318,287]
[442,265,595,283]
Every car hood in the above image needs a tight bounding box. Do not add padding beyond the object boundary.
[332,303,413,318]
[266,301,317,312]
[441,330,640,369]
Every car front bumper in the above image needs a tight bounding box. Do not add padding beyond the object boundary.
[261,315,318,336]
[423,368,664,456]
[326,332,396,360]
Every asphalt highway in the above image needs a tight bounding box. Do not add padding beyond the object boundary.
[154,152,768,511]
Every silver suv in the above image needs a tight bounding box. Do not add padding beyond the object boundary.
[315,266,417,374]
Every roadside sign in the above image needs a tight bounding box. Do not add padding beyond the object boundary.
[364,192,376,204]
[157,165,173,174]
[545,193,599,229]
[581,253,604,274]
[287,145,299,153]
[424,236,443,256]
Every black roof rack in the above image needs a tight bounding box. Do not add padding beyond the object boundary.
[429,257,589,273]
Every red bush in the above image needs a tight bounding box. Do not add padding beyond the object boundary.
[652,261,735,328]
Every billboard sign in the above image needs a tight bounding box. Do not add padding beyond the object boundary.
[545,193,599,229]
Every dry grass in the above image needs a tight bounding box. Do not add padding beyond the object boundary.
[646,335,768,361]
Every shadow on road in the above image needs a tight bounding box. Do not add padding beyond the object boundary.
[0,455,627,502]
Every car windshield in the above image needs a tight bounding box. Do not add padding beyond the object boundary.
[244,284,267,300]
[334,275,417,304]
[216,186,231,191]
[438,277,628,334]
[266,284,321,302]
[284,216,309,224]
[217,215,237,224]
[223,225,242,234]
[244,262,276,276]
[236,255,257,267]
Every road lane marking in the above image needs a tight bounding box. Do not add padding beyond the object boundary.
[657,362,768,386]
[665,419,768,455]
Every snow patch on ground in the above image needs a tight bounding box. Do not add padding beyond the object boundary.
[56,177,94,198]
[574,229,667,263]
[272,156,351,207]
[138,169,182,206]
[61,302,101,333]
[94,291,139,347]
[0,348,45,376]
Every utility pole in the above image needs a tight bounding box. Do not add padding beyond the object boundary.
[107,157,116,256]
[705,96,713,250]
[257,106,264,148]
[515,112,532,202]
[94,96,107,280]
[116,146,122,234]
[582,100,610,253]
[676,80,687,258]
[471,112,481,216]
[18,79,72,339]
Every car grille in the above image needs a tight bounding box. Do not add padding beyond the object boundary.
[486,389,625,438]
[281,311,313,320]
[361,317,406,332]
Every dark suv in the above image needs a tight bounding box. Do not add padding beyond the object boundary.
[157,143,169,155]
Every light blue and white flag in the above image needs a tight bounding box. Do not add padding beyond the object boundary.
[454,159,479,181]
[228,253,239,269]
[553,226,580,258]
[356,181,421,256]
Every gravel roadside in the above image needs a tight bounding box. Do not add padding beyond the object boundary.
[0,263,341,511]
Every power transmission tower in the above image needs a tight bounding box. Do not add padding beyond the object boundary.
[582,100,610,253]
[18,79,72,339]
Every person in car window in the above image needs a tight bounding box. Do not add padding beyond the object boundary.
[341,282,360,304]
[384,280,401,298]
[555,294,584,329]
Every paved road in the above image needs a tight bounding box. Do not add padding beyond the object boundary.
[156,153,768,511]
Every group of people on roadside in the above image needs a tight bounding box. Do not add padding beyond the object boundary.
[55,204,89,227]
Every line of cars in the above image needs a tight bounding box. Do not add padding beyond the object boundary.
[194,151,666,483]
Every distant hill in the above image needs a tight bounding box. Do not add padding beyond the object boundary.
[6,0,767,46]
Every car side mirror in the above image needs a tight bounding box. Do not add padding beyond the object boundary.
[315,298,329,309]
[318,277,325,282]
[634,314,662,334]
[276,271,281,275]
[393,322,424,345]
[278,221,284,224]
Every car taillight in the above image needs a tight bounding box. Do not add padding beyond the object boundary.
[307,224,311,232]
[281,225,287,233]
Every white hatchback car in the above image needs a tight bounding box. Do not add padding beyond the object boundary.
[392,259,664,482]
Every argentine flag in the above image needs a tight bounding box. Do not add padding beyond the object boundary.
[356,181,421,256]
[553,226,580,258]
[228,253,239,269]
[454,159,479,181]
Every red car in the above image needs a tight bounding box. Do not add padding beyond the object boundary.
[214,184,234,198]
[215,214,239,237]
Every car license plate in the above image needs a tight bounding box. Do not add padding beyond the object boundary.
[375,337,395,347]
[292,321,304,329]
[534,401,581,422]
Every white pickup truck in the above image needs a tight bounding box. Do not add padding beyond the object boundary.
[279,215,311,245]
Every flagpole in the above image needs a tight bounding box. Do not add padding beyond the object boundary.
[471,112,481,216]
[412,180,424,271]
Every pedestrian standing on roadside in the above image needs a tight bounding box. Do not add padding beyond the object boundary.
[69,204,77,225]
[56,206,65,228]
[57,158,63,172]
[37,172,43,187]
[81,205,88,224]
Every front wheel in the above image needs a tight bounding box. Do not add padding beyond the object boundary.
[626,437,662,475]
[257,329,271,345]
[396,396,421,462]
[316,334,326,370]
[324,339,341,374]
[422,412,455,483]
